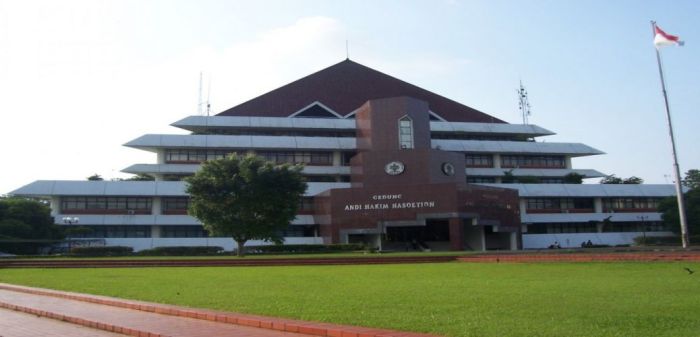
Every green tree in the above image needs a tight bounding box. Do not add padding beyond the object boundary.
[185,154,307,257]
[0,197,64,254]
[87,174,104,181]
[622,176,644,184]
[682,169,700,190]
[658,188,700,238]
[125,173,155,181]
[600,175,643,184]
[563,173,584,184]
[502,170,516,183]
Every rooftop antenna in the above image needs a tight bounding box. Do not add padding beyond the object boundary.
[346,40,349,60]
[197,72,204,116]
[206,75,212,116]
[517,80,532,125]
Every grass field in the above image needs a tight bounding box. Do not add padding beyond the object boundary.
[1,262,699,337]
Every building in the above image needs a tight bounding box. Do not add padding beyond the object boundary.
[10,60,676,251]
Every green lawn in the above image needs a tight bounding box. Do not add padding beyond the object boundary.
[1,262,699,337]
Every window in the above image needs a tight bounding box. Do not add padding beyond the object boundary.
[162,197,190,213]
[602,198,661,212]
[161,225,211,238]
[61,197,152,214]
[164,149,245,163]
[67,225,151,238]
[398,116,414,149]
[525,198,594,213]
[298,197,315,213]
[257,151,332,165]
[501,155,566,168]
[465,154,493,168]
[467,177,496,183]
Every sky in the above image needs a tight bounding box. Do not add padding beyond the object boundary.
[0,0,698,194]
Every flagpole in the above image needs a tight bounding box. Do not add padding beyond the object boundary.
[650,20,689,248]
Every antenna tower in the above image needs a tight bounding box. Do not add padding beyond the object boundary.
[197,72,204,115]
[517,81,532,125]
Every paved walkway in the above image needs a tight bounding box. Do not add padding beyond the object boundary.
[0,283,436,337]
[0,308,123,337]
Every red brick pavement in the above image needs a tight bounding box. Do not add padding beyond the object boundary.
[0,308,124,337]
[0,256,456,268]
[457,251,700,263]
[0,283,438,337]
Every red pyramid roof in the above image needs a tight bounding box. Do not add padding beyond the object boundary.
[217,59,505,123]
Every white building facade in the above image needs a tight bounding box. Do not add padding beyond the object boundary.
[11,60,676,251]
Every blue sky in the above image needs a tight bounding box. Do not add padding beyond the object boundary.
[0,0,698,193]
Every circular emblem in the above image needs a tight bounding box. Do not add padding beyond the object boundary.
[441,162,455,176]
[384,161,405,175]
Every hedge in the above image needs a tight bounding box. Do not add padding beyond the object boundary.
[245,244,366,254]
[136,246,224,256]
[634,235,700,246]
[70,246,133,257]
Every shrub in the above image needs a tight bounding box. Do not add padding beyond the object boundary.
[136,246,224,256]
[245,244,366,255]
[70,246,133,257]
[632,235,700,246]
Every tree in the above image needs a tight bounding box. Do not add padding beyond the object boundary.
[623,176,644,184]
[0,197,64,254]
[118,174,155,181]
[563,173,584,184]
[600,175,623,184]
[682,169,700,190]
[185,154,307,257]
[87,174,104,181]
[658,188,700,238]
[600,175,643,184]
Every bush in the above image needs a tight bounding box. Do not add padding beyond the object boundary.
[136,246,224,256]
[245,244,366,255]
[633,235,700,246]
[70,246,133,257]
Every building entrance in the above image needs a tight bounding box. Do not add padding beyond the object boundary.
[385,219,451,251]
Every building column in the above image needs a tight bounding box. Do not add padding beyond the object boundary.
[594,197,603,213]
[510,232,518,251]
[152,197,161,215]
[493,154,501,169]
[332,151,342,166]
[564,156,572,169]
[448,218,464,251]
[50,197,60,217]
[151,225,161,238]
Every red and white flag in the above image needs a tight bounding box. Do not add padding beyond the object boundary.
[654,24,684,48]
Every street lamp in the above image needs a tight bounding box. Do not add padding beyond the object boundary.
[637,215,649,244]
[62,217,79,252]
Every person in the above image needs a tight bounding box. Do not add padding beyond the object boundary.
[581,241,587,248]
[586,239,593,247]
[554,241,561,249]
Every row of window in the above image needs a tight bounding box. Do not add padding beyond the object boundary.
[165,149,247,163]
[464,154,566,168]
[527,221,667,234]
[61,197,152,212]
[164,149,341,166]
[65,225,318,238]
[526,198,594,211]
[257,151,333,165]
[195,129,356,138]
[602,198,660,211]
[525,197,663,213]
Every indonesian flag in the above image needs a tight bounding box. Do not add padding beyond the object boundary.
[654,24,684,48]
